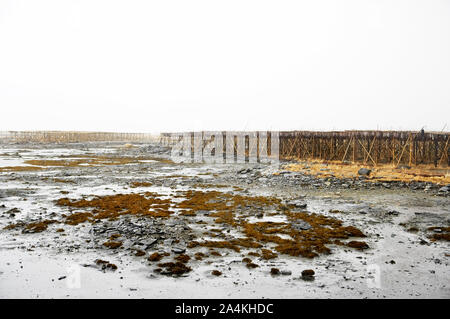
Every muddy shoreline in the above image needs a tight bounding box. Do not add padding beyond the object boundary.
[0,142,449,298]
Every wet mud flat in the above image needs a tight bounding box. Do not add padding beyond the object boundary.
[0,142,449,298]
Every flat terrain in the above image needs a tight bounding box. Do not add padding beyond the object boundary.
[0,142,449,298]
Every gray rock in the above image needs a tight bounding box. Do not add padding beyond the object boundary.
[145,238,158,249]
[301,269,315,281]
[438,185,449,193]
[238,168,251,174]
[5,208,20,215]
[291,220,312,231]
[358,168,371,176]
[288,200,307,209]
[171,246,186,254]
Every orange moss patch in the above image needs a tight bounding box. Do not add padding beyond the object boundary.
[188,240,241,252]
[148,252,164,262]
[430,233,450,241]
[174,254,191,263]
[246,262,259,269]
[261,249,278,260]
[210,251,221,256]
[65,212,93,225]
[178,189,366,259]
[194,252,206,260]
[56,193,174,220]
[157,262,192,276]
[24,220,57,233]
[51,188,367,262]
[134,250,146,257]
[241,256,259,269]
[102,241,122,249]
[188,238,262,253]
[346,241,369,250]
[3,223,22,230]
[247,252,260,257]
[130,182,153,188]
[239,212,366,258]
[176,190,281,226]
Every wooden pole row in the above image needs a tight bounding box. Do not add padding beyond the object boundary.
[278,131,450,167]
[0,131,157,143]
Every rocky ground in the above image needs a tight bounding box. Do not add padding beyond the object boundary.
[0,142,449,298]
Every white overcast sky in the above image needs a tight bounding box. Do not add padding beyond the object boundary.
[0,0,449,133]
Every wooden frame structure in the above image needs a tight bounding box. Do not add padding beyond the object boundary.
[279,131,450,167]
[0,131,156,143]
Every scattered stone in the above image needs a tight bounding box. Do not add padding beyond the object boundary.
[438,185,449,193]
[94,259,118,272]
[347,241,369,250]
[270,268,280,275]
[211,270,222,276]
[291,220,312,231]
[6,208,20,214]
[288,200,307,209]
[171,246,186,254]
[357,168,371,176]
[145,238,158,249]
[301,269,315,281]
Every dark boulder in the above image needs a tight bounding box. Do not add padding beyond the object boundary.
[357,168,371,176]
